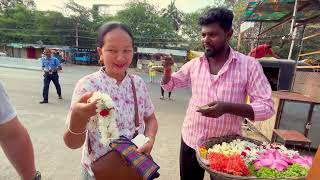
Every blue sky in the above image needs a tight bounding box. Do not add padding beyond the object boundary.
[34,0,216,13]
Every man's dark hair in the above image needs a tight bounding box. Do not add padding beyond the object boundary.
[199,7,234,32]
[97,21,134,47]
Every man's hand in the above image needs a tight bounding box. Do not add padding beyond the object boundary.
[197,101,255,120]
[70,92,97,123]
[196,101,228,118]
[161,55,174,70]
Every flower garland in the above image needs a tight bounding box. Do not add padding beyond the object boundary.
[88,91,119,145]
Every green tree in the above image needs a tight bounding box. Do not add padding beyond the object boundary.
[180,6,213,50]
[0,0,23,11]
[91,5,104,28]
[34,10,73,45]
[161,0,183,31]
[24,0,36,9]
[113,1,180,48]
[64,0,96,47]
[0,3,76,45]
[0,4,36,43]
[180,0,249,51]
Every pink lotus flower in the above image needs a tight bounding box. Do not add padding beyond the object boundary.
[291,154,313,168]
[254,149,290,171]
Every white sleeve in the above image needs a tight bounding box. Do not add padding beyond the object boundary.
[0,82,17,125]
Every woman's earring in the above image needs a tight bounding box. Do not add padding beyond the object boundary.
[99,59,104,66]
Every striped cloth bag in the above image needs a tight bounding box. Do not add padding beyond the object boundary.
[110,136,160,180]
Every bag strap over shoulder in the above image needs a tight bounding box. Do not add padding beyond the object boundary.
[129,75,140,138]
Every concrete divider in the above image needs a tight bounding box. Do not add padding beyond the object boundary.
[0,57,42,71]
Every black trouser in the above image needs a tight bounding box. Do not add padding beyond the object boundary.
[160,87,171,97]
[42,72,61,101]
[180,138,214,180]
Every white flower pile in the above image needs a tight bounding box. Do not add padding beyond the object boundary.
[208,139,258,156]
[208,139,260,164]
[88,91,120,145]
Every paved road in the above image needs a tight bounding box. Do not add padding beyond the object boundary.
[0,64,212,180]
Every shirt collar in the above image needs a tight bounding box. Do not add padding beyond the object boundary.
[200,47,238,76]
[99,67,130,85]
[45,57,56,62]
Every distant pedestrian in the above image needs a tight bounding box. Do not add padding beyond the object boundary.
[160,61,177,100]
[148,59,156,83]
[39,48,62,104]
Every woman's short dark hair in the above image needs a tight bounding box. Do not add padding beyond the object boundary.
[97,21,134,47]
[199,7,234,32]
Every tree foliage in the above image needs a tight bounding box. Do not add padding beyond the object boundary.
[161,0,183,31]
[113,1,180,48]
[0,0,318,57]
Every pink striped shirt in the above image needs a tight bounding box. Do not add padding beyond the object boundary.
[162,48,274,149]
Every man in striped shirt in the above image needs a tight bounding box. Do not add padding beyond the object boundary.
[161,8,274,180]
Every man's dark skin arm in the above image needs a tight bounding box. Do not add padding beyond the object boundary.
[197,101,254,120]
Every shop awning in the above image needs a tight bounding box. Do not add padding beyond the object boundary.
[242,0,320,23]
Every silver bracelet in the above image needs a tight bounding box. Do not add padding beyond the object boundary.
[67,126,87,135]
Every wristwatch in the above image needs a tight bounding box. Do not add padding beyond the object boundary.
[33,171,41,180]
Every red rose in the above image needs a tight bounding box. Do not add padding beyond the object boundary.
[245,147,251,151]
[241,151,247,156]
[100,109,109,117]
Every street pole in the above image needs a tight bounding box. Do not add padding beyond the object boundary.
[75,23,79,47]
[296,25,306,63]
[288,0,300,91]
[254,22,263,56]
[288,0,299,60]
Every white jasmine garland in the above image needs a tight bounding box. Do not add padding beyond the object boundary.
[88,92,120,145]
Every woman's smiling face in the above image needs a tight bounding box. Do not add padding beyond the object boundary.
[98,27,133,81]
